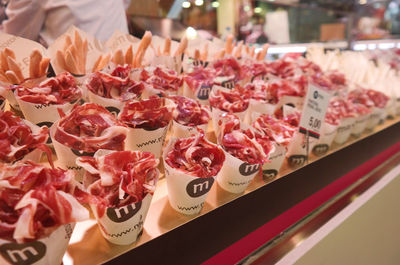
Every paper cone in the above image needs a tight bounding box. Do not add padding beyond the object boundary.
[312,122,338,156]
[87,90,125,117]
[50,122,94,180]
[182,80,211,106]
[150,56,182,73]
[0,223,74,265]
[125,125,169,158]
[0,86,20,112]
[171,120,208,139]
[245,99,276,125]
[261,143,286,182]
[216,150,261,194]
[351,114,369,137]
[211,108,246,139]
[366,107,384,131]
[15,94,74,128]
[286,131,316,168]
[91,194,152,245]
[334,117,356,145]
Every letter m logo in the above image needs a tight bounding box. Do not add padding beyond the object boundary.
[0,241,46,265]
[106,201,142,223]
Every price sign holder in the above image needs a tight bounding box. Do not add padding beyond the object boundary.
[298,83,332,164]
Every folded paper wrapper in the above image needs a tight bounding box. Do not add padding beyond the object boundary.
[286,131,317,168]
[351,114,369,137]
[125,125,169,158]
[366,107,385,131]
[91,194,152,245]
[87,89,125,117]
[334,117,356,145]
[0,223,74,265]
[261,143,286,182]
[211,108,247,140]
[312,122,338,156]
[216,149,261,194]
[171,120,208,139]
[163,138,217,215]
[244,99,276,125]
[50,121,91,180]
[15,94,74,128]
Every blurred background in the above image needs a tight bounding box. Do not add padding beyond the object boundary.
[127,0,400,52]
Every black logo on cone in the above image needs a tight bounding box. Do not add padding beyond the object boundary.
[196,85,211,100]
[221,80,235,89]
[262,169,278,181]
[312,144,329,156]
[239,163,260,176]
[288,155,306,167]
[186,177,214,198]
[106,201,142,223]
[0,241,46,265]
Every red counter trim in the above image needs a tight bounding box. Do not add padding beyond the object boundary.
[203,141,400,265]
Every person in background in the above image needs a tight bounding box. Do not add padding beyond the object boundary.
[1,0,131,47]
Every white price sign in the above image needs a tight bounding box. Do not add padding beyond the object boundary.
[298,83,332,139]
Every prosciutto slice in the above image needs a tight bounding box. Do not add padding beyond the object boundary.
[219,113,267,164]
[76,151,159,218]
[184,67,214,93]
[349,88,389,109]
[140,66,183,94]
[170,96,210,126]
[54,103,127,153]
[165,131,225,178]
[87,71,144,102]
[0,161,89,242]
[15,72,81,104]
[209,87,249,113]
[0,111,48,163]
[119,97,173,130]
[212,57,243,81]
[253,114,297,147]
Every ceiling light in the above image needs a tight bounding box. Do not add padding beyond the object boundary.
[254,7,262,13]
[195,0,204,6]
[182,1,191,8]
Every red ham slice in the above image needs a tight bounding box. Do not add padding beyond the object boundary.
[183,66,214,93]
[77,151,159,218]
[140,66,183,94]
[119,97,173,130]
[0,111,48,163]
[54,103,127,153]
[253,114,297,147]
[15,72,81,104]
[87,71,144,102]
[165,131,225,178]
[0,161,89,242]
[209,87,249,113]
[170,96,210,126]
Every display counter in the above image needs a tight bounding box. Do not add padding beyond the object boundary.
[63,117,400,265]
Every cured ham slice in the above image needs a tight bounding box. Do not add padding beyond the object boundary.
[15,72,81,104]
[0,161,89,242]
[140,66,183,95]
[165,131,224,178]
[170,96,210,127]
[0,111,48,163]
[77,151,159,218]
[54,103,127,153]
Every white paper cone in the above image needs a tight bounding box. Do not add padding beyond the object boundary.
[163,158,215,215]
[19,148,43,164]
[183,80,211,105]
[334,117,356,145]
[366,107,384,130]
[245,99,276,125]
[87,90,124,117]
[0,223,74,265]
[91,194,152,245]
[351,114,369,137]
[261,143,286,182]
[171,120,207,139]
[125,125,168,158]
[15,95,74,128]
[286,131,316,168]
[211,108,246,139]
[312,122,338,156]
[50,122,94,179]
[216,150,260,194]
[2,88,20,111]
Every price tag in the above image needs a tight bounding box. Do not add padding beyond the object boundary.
[298,83,332,139]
